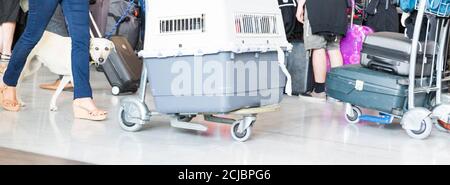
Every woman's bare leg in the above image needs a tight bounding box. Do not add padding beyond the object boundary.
[1,22,16,56]
[0,24,4,53]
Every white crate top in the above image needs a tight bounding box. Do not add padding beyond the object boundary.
[140,0,291,58]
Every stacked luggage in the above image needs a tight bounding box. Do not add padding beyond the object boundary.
[117,0,292,142]
[326,0,450,139]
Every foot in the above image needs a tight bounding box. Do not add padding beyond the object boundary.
[73,98,107,121]
[0,54,11,61]
[0,84,20,112]
[299,91,327,103]
[39,79,74,91]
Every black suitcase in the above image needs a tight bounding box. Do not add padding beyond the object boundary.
[102,36,142,95]
[361,32,435,76]
[286,42,314,95]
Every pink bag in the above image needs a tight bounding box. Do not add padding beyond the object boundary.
[327,1,373,71]
[340,0,374,66]
[340,24,374,65]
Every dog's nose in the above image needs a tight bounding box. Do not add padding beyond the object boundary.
[98,58,105,64]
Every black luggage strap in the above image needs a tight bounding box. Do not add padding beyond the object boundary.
[105,0,137,39]
[108,13,131,35]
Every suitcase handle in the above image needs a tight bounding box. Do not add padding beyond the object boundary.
[368,62,396,74]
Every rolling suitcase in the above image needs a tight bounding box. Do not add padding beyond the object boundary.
[102,36,143,95]
[286,42,314,95]
[326,65,432,115]
[360,32,435,76]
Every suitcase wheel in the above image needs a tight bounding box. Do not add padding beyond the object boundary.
[112,86,121,96]
[345,106,362,124]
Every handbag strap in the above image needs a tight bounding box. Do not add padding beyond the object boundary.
[350,0,355,28]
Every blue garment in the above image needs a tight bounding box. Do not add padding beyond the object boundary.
[3,0,92,99]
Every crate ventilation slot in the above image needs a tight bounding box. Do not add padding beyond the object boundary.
[160,14,205,34]
[235,14,278,35]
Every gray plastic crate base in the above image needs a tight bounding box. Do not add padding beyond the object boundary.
[145,51,286,114]
[326,65,431,115]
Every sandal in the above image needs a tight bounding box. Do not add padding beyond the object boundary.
[73,103,108,121]
[0,84,20,112]
[0,54,11,62]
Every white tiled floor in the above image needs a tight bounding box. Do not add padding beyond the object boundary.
[1,67,450,165]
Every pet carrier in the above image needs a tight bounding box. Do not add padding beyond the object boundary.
[118,0,292,142]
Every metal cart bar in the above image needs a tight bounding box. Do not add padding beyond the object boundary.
[408,0,427,109]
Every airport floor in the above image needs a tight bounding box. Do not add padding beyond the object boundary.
[1,67,450,165]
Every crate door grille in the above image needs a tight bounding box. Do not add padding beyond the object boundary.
[160,14,205,34]
[235,13,278,35]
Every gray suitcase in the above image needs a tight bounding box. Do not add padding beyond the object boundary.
[326,65,433,115]
[286,42,314,95]
[361,32,435,76]
[145,51,286,114]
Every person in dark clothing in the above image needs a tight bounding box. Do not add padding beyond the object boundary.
[296,0,348,101]
[365,0,399,32]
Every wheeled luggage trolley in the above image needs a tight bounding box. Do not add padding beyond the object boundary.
[117,0,292,142]
[328,0,450,139]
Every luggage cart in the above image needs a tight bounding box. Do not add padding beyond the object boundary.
[116,0,292,142]
[118,65,283,142]
[344,0,450,139]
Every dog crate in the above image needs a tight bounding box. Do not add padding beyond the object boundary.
[139,0,291,114]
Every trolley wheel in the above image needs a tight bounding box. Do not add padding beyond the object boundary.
[345,106,362,124]
[405,117,432,140]
[112,86,121,96]
[119,106,143,132]
[231,120,253,142]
